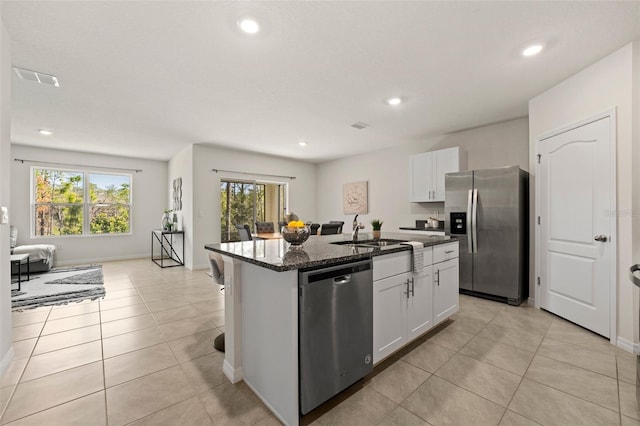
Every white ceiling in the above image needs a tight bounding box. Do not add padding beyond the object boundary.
[2,1,640,163]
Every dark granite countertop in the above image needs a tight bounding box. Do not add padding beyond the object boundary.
[204,232,459,272]
[399,226,446,232]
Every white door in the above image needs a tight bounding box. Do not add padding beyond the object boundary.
[407,265,433,340]
[538,116,613,338]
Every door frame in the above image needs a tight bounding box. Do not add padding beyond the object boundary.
[534,108,617,344]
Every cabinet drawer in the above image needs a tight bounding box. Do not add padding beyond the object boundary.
[373,252,411,281]
[433,242,459,264]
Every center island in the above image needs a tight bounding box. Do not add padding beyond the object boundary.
[205,231,459,425]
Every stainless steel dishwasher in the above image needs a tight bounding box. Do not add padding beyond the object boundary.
[299,259,373,415]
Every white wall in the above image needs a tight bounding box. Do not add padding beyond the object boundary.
[529,42,637,346]
[0,18,14,377]
[316,118,529,232]
[10,145,167,265]
[633,43,640,332]
[190,144,317,270]
[167,144,192,267]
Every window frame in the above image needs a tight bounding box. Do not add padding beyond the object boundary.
[31,166,133,238]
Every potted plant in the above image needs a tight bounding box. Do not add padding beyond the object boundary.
[371,219,383,239]
[162,209,173,231]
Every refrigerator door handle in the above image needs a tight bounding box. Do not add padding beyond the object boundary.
[472,188,478,254]
[467,189,473,253]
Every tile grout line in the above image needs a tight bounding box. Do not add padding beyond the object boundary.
[616,352,622,425]
[442,303,513,422]
[499,311,553,425]
[0,306,54,423]
[99,285,109,426]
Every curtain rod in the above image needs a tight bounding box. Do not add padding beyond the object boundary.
[14,158,143,173]
[211,168,296,180]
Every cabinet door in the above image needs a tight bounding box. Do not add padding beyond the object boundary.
[433,147,460,201]
[434,258,459,325]
[409,152,433,202]
[407,265,433,341]
[373,272,410,363]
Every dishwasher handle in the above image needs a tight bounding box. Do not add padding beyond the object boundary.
[333,275,352,285]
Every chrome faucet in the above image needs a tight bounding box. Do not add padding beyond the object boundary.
[352,214,364,241]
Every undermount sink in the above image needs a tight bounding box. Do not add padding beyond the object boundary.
[331,238,407,247]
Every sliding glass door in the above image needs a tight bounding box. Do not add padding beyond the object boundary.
[220,179,287,242]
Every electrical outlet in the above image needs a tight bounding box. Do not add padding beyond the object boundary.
[57,243,63,250]
[0,206,8,224]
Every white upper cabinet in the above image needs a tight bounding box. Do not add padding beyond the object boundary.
[409,147,462,202]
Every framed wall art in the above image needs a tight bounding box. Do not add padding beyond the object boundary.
[173,177,182,211]
[343,181,368,214]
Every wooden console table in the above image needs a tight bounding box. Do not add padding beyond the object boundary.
[151,230,184,268]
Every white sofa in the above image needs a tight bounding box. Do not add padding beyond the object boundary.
[10,226,56,273]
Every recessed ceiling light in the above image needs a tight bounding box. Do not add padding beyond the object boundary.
[238,18,260,34]
[386,97,402,106]
[38,129,53,136]
[522,44,543,57]
[298,140,308,147]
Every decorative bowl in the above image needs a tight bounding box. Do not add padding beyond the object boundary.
[281,225,311,247]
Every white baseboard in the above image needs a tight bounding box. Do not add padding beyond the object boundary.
[192,263,209,271]
[56,256,209,271]
[55,253,150,267]
[527,297,535,306]
[0,345,15,377]
[223,359,243,383]
[616,336,639,354]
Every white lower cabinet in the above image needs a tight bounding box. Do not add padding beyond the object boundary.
[434,257,459,325]
[373,241,459,364]
[373,271,411,363]
[407,265,434,341]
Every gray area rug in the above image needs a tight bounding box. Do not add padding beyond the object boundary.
[11,265,105,310]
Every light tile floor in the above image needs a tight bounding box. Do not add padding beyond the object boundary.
[1,258,639,425]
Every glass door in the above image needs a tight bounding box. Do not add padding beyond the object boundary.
[220,179,287,242]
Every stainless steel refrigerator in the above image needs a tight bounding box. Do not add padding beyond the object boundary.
[445,165,529,305]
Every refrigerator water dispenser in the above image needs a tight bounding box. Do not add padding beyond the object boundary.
[450,212,466,234]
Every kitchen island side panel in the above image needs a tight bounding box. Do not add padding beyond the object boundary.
[241,262,299,426]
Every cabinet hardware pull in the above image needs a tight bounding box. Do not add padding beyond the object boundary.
[410,277,415,296]
[404,279,410,299]
[436,270,440,286]
[444,250,454,254]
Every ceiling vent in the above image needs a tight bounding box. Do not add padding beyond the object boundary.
[13,67,60,87]
[351,121,369,130]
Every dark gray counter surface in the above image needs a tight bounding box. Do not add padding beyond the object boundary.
[204,232,459,272]
[399,227,445,232]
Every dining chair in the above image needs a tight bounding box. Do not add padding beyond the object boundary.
[255,221,275,233]
[320,223,341,235]
[309,223,320,235]
[235,224,252,241]
[329,221,345,233]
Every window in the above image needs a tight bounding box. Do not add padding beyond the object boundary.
[33,168,131,236]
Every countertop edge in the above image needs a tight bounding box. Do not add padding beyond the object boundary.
[205,237,459,272]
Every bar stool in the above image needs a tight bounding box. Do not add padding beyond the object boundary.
[209,252,225,352]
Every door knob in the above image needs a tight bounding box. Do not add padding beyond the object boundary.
[594,235,608,242]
